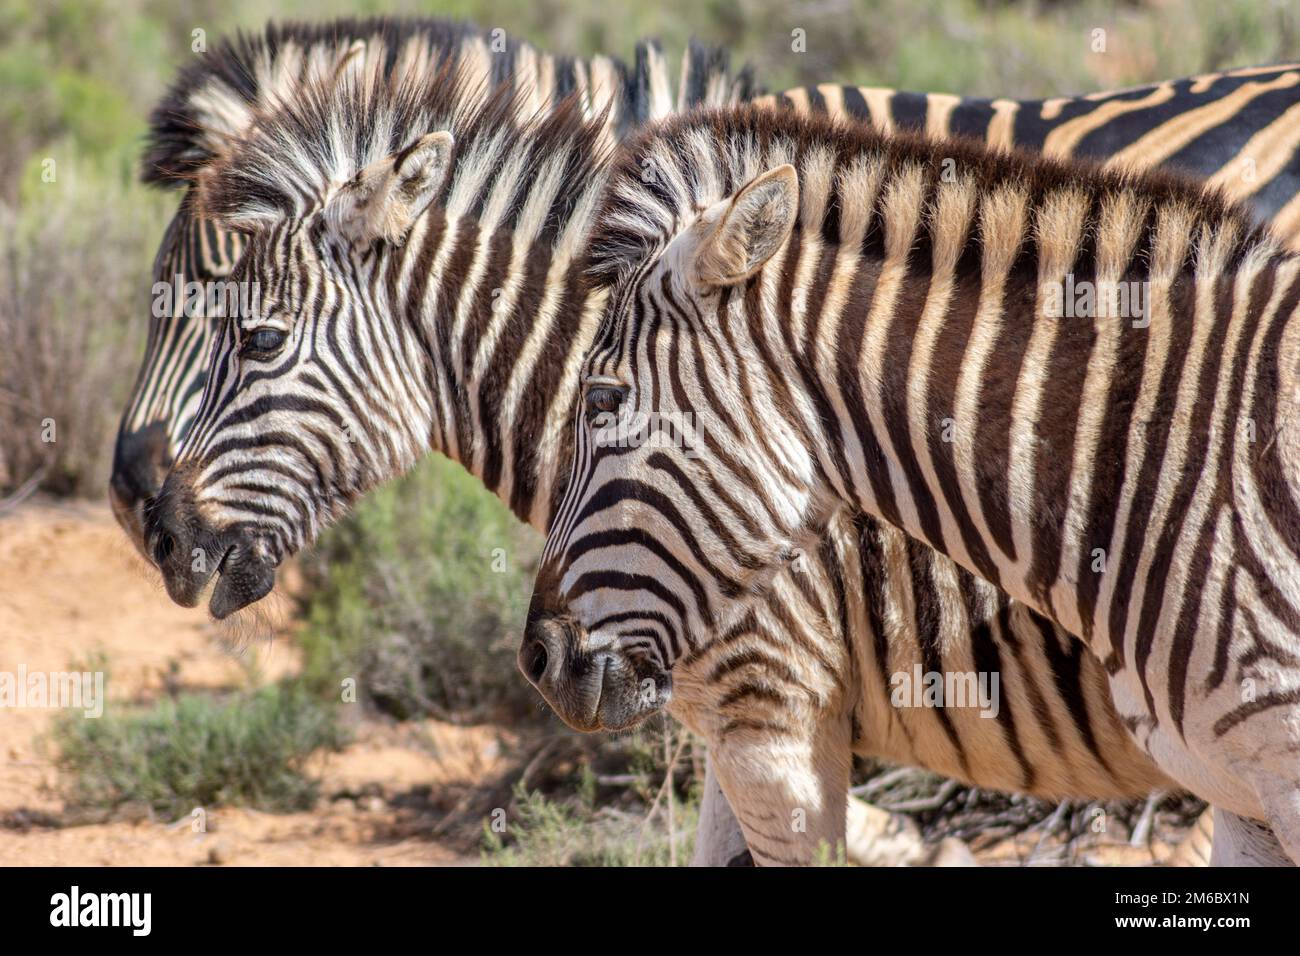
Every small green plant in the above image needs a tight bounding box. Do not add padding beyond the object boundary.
[51,681,348,819]
[482,722,701,866]
[297,454,543,722]
[481,780,699,867]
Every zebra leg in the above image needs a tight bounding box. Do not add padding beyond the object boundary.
[691,753,754,866]
[691,753,946,866]
[706,720,854,866]
[694,782,975,866]
[1209,807,1296,866]
[1252,777,1300,865]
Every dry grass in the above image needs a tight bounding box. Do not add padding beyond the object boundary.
[853,763,1207,864]
[0,171,169,499]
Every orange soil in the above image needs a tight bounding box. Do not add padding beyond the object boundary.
[0,497,506,866]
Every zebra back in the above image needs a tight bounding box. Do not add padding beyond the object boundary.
[767,64,1300,249]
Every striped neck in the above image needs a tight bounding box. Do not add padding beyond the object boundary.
[386,134,612,532]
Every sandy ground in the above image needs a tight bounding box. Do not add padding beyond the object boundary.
[0,496,506,866]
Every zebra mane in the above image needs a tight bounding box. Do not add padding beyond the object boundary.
[679,38,759,110]
[143,17,749,189]
[590,105,1281,287]
[195,49,612,247]
[143,18,479,187]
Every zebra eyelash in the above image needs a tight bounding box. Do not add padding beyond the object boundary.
[238,327,290,361]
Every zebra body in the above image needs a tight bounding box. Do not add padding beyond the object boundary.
[143,50,1182,864]
[534,105,1300,863]
[761,63,1300,249]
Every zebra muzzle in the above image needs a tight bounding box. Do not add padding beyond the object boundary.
[144,486,276,618]
[520,609,669,732]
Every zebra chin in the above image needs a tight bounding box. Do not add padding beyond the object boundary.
[520,610,671,733]
[143,484,279,619]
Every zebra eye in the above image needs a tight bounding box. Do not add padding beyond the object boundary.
[241,328,288,359]
[585,385,626,423]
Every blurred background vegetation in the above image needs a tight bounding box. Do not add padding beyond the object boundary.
[6,0,1283,861]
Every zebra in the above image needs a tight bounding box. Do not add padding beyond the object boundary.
[529,103,1300,865]
[115,16,779,869]
[111,15,751,551]
[140,49,1206,865]
[112,52,1300,552]
[758,63,1300,250]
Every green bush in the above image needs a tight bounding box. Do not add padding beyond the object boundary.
[297,454,543,722]
[52,682,348,819]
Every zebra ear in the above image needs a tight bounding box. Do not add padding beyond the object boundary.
[327,130,454,246]
[695,163,799,287]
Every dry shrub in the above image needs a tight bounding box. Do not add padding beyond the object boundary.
[0,166,170,498]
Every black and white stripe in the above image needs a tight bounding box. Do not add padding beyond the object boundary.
[769,63,1300,248]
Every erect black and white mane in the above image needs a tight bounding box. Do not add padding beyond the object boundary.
[589,105,1280,289]
[142,16,756,190]
[195,49,614,252]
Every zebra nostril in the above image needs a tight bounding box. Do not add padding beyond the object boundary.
[526,641,549,684]
[154,531,175,565]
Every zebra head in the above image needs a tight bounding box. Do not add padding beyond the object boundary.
[524,144,828,732]
[112,19,467,557]
[113,17,731,560]
[145,64,462,618]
